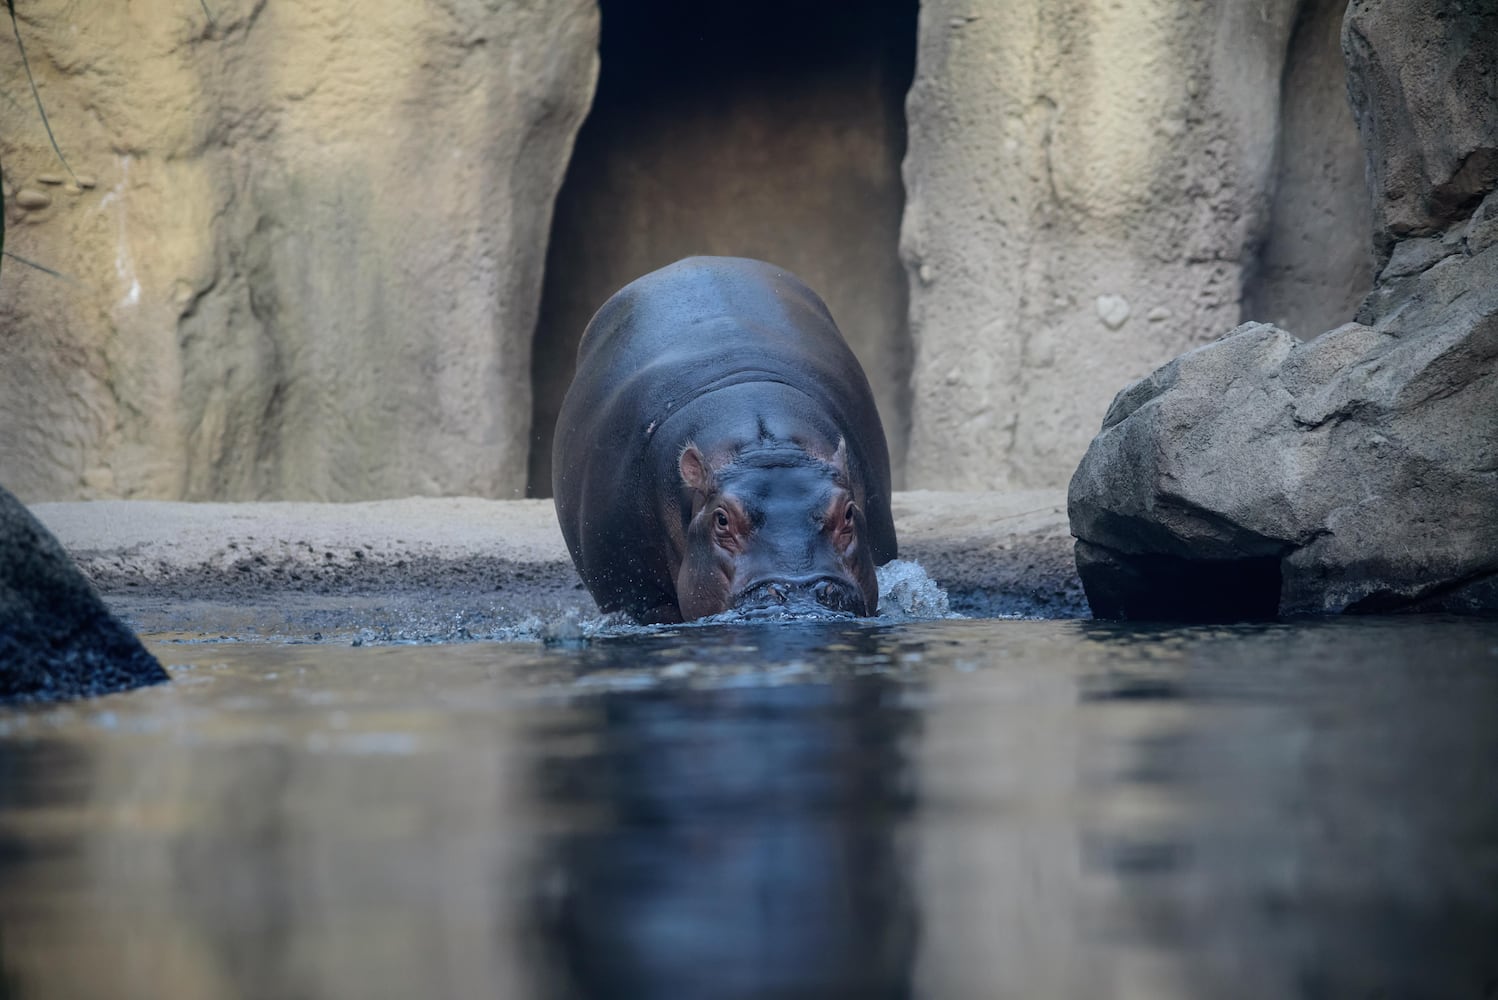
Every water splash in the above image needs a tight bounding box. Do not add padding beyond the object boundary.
[150,559,959,648]
[876,559,957,621]
[538,607,632,647]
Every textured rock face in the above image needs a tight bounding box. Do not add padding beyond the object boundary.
[1068,0,1498,619]
[0,0,597,502]
[1069,289,1498,617]
[1343,0,1498,260]
[901,0,1302,491]
[0,0,1387,502]
[0,485,168,702]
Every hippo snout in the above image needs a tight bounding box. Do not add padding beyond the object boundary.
[735,575,866,616]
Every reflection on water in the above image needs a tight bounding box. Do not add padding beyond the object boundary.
[0,617,1496,998]
[531,630,918,999]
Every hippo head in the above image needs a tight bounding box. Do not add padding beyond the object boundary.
[674,437,879,621]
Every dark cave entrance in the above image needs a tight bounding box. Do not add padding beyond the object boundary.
[526,0,918,498]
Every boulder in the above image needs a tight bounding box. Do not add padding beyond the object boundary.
[1,485,168,702]
[1069,227,1498,618]
[1067,0,1498,620]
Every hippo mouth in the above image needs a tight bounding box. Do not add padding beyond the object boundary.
[732,576,869,617]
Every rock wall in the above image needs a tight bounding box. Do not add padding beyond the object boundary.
[900,0,1304,491]
[1068,0,1498,618]
[1,0,1385,502]
[1,0,596,501]
[892,0,1306,491]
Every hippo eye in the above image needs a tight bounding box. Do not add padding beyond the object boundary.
[714,508,730,529]
[843,503,857,524]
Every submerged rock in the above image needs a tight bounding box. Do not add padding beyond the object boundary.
[0,486,168,702]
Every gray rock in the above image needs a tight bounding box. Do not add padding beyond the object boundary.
[1343,0,1498,261]
[1069,240,1498,618]
[1377,234,1460,280]
[1464,189,1498,257]
[1,485,168,702]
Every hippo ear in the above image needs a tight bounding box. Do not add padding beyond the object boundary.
[829,437,850,483]
[678,443,716,496]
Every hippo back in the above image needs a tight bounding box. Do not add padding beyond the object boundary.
[552,256,897,619]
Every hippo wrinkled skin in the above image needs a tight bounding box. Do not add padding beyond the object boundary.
[552,256,898,623]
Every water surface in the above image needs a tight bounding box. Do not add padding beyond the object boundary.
[1,616,1496,999]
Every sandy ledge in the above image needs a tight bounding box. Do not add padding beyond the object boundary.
[30,490,1087,640]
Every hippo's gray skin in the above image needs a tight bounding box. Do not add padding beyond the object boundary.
[552,256,898,624]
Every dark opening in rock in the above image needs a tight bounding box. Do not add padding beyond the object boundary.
[526,0,917,498]
[1075,541,1284,623]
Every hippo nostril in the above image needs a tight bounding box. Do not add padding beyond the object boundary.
[813,579,856,613]
[768,582,789,604]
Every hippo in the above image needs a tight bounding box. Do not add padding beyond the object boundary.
[551,256,898,623]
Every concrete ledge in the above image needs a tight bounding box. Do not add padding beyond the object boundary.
[30,491,1085,638]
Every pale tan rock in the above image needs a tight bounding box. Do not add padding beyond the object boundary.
[901,0,1301,490]
[1095,295,1131,331]
[13,188,51,210]
[0,0,1379,505]
[0,0,598,503]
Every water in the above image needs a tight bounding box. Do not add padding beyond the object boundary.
[1,615,1496,999]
